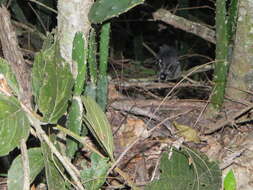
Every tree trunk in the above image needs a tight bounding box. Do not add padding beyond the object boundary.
[226,0,253,100]
[57,0,93,71]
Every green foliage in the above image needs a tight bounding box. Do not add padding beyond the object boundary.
[66,32,87,158]
[88,28,97,85]
[66,97,83,158]
[224,170,236,190]
[0,94,30,156]
[0,57,20,96]
[98,22,110,78]
[96,22,111,111]
[41,141,66,190]
[11,0,28,24]
[227,0,239,43]
[146,148,221,190]
[88,0,144,24]
[7,148,44,190]
[86,28,98,99]
[82,96,114,161]
[32,41,74,124]
[96,75,108,111]
[81,153,110,190]
[72,32,87,95]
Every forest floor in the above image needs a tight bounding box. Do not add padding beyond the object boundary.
[105,71,253,189]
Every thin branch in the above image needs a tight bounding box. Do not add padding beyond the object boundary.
[153,9,215,44]
[0,6,32,107]
[29,0,57,14]
[20,139,30,190]
[29,116,85,190]
[204,103,253,134]
[20,104,84,190]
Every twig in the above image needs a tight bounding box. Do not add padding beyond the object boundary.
[204,103,253,134]
[0,6,32,107]
[28,2,47,33]
[29,116,85,190]
[55,124,139,189]
[55,124,104,158]
[146,62,213,128]
[20,103,84,190]
[29,0,57,14]
[20,138,30,190]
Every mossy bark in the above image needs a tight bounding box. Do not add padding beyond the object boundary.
[226,0,253,100]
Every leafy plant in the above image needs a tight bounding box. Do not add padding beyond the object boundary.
[32,41,74,124]
[146,148,222,190]
[81,153,110,190]
[0,94,30,156]
[88,0,145,24]
[224,170,236,190]
[96,22,111,111]
[7,148,44,190]
[66,32,87,158]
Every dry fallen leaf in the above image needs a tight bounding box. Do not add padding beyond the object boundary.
[173,121,200,143]
[119,117,149,147]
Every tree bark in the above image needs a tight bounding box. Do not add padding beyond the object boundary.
[226,0,253,100]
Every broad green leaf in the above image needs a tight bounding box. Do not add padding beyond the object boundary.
[81,96,114,160]
[41,141,66,190]
[224,170,236,190]
[146,148,221,190]
[88,0,144,24]
[0,57,20,96]
[32,42,74,124]
[7,148,44,190]
[0,95,30,156]
[66,97,83,158]
[81,153,110,190]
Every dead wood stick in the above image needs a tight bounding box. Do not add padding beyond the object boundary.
[204,104,253,134]
[0,6,32,107]
[153,9,215,44]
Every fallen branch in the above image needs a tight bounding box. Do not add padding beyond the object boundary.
[204,103,253,134]
[153,8,215,44]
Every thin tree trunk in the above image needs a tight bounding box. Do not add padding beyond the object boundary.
[226,0,253,100]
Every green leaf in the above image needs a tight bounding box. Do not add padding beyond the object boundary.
[81,153,110,190]
[72,32,87,95]
[11,0,28,23]
[7,148,44,190]
[66,97,83,158]
[88,28,97,85]
[88,0,144,24]
[85,82,97,100]
[0,57,20,96]
[224,170,236,190]
[96,75,108,111]
[81,96,114,160]
[41,141,66,190]
[146,148,222,190]
[0,95,30,156]
[32,42,74,124]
